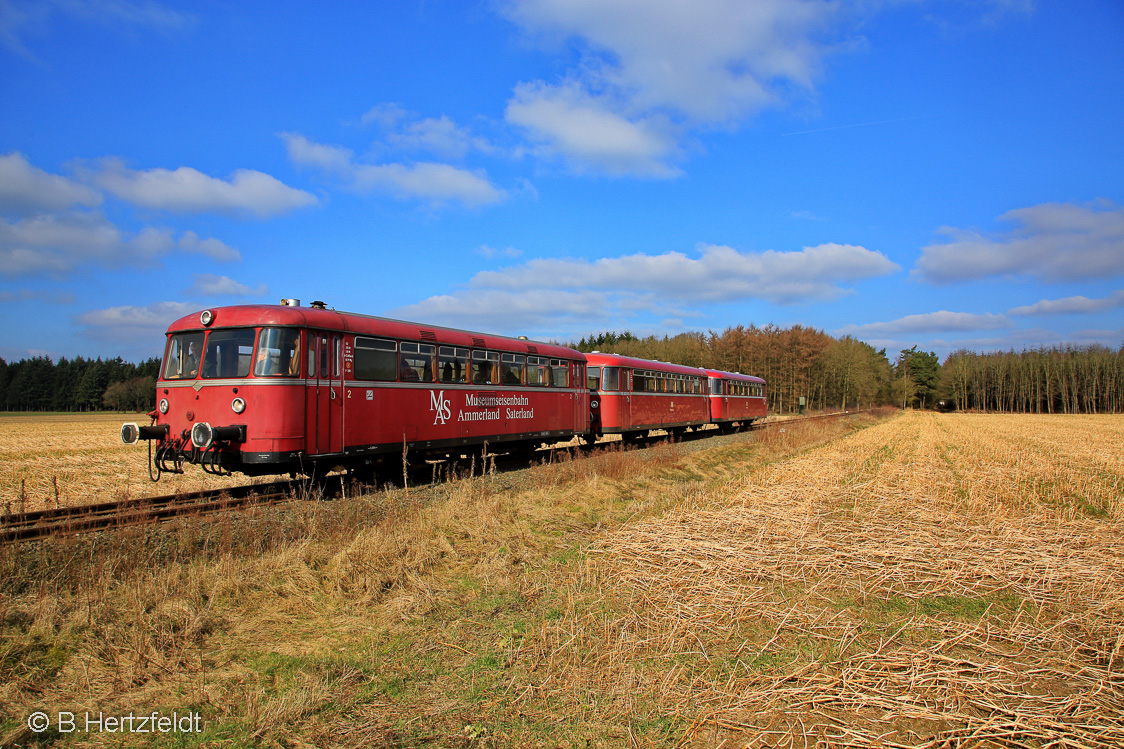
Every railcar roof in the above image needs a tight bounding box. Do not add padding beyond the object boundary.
[583,351,709,376]
[164,304,581,358]
[702,368,767,383]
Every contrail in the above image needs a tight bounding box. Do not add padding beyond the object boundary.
[781,116,923,136]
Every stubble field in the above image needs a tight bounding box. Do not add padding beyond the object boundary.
[1,410,1121,748]
[0,413,250,513]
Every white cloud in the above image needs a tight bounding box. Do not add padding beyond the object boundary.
[502,0,842,174]
[838,311,1013,337]
[0,211,238,277]
[476,244,523,259]
[88,158,318,218]
[1,0,192,58]
[360,102,410,128]
[390,288,609,336]
[915,201,1124,284]
[386,115,496,159]
[177,230,240,262]
[0,152,102,213]
[469,242,898,304]
[76,300,201,341]
[1008,290,1124,316]
[283,133,506,208]
[506,82,681,177]
[184,273,267,297]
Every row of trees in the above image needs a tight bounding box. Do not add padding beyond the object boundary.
[0,356,160,412]
[3,335,1120,414]
[574,328,1122,414]
[574,325,932,413]
[941,346,1124,413]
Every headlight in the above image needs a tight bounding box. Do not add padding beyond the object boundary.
[200,309,214,326]
[231,397,246,414]
[159,398,169,414]
[191,422,214,449]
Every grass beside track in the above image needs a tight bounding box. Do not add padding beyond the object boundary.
[1,410,1121,748]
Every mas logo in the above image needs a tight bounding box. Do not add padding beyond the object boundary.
[430,390,452,426]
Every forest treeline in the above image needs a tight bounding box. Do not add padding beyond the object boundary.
[0,356,160,412]
[1,328,1121,414]
[573,327,1124,414]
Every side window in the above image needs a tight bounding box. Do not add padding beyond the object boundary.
[550,359,568,388]
[526,356,547,386]
[163,332,205,380]
[471,350,500,384]
[438,346,468,383]
[254,328,301,377]
[500,353,525,385]
[354,337,397,381]
[601,366,619,392]
[400,342,435,382]
[587,366,601,390]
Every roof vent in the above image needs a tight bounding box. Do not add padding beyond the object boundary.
[280,298,300,307]
[310,300,327,310]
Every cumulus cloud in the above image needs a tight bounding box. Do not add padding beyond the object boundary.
[386,115,497,159]
[0,152,102,213]
[0,211,238,277]
[390,241,896,337]
[838,311,1013,337]
[281,133,506,208]
[1008,289,1124,316]
[76,300,202,341]
[87,158,318,218]
[184,273,267,297]
[469,242,898,304]
[390,288,610,335]
[501,0,842,175]
[915,201,1124,284]
[177,230,240,262]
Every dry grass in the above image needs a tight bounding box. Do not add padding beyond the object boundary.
[4,410,1118,748]
[551,412,1124,746]
[0,413,254,513]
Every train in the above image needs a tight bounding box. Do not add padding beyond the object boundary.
[120,301,767,480]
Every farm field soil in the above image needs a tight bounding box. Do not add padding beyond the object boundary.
[1,411,1121,748]
[0,412,253,513]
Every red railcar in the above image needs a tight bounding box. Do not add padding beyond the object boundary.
[122,302,589,477]
[583,353,711,439]
[704,369,767,429]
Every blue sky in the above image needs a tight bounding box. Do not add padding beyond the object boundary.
[1,0,1122,364]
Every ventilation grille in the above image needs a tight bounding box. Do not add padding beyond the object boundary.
[420,330,437,342]
[472,337,486,347]
[526,345,538,354]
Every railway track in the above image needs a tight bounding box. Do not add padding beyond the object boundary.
[1,410,869,544]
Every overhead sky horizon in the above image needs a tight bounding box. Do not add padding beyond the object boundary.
[2,0,1122,365]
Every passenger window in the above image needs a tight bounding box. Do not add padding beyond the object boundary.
[526,356,547,386]
[500,352,525,385]
[400,342,435,382]
[354,337,397,381]
[201,329,255,379]
[550,359,568,387]
[587,366,601,390]
[438,346,468,383]
[472,350,500,384]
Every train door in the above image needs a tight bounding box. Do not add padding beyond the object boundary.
[618,368,632,430]
[306,331,344,455]
[572,361,587,432]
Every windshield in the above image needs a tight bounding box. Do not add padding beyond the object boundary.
[163,332,205,380]
[201,329,255,379]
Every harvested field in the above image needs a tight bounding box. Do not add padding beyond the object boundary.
[560,412,1124,746]
[0,413,249,513]
[2,410,1120,748]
